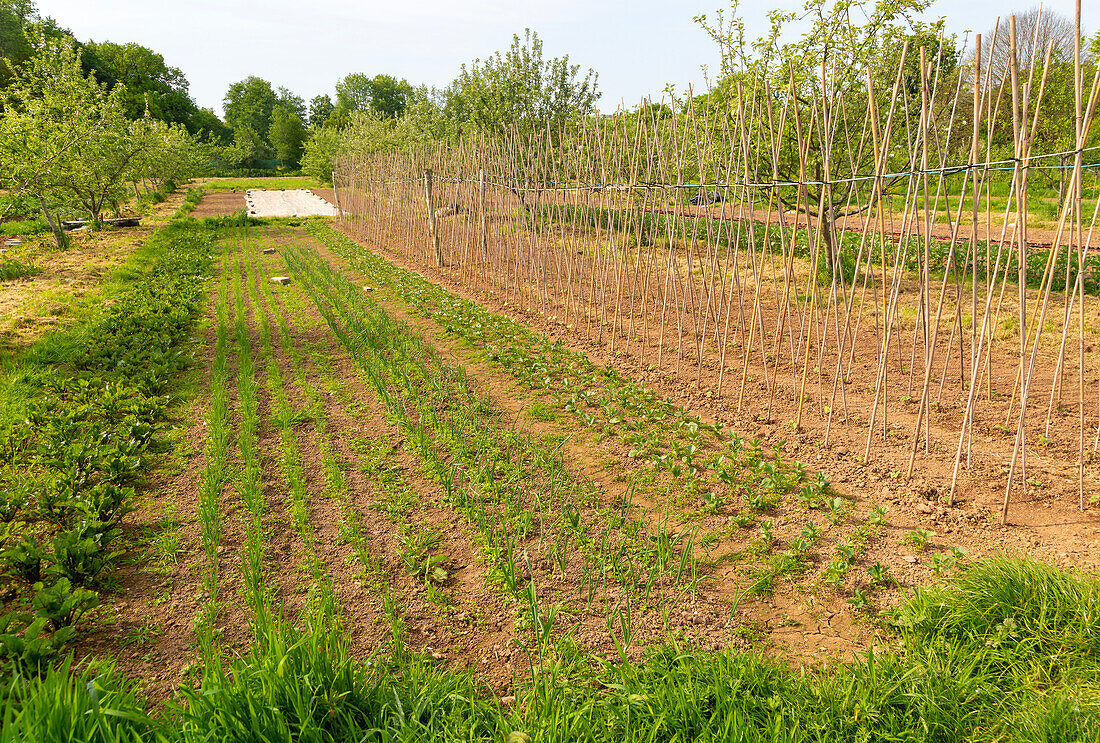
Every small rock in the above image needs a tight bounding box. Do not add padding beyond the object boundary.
[263,247,276,254]
[271,276,291,285]
[363,286,375,291]
[501,696,517,707]
[916,502,933,514]
[901,555,917,563]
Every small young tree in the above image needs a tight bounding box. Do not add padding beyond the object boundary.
[0,33,142,242]
[697,0,954,268]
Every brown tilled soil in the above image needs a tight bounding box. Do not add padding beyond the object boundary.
[190,191,245,218]
[331,222,1100,568]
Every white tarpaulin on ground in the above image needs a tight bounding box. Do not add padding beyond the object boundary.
[245,189,339,217]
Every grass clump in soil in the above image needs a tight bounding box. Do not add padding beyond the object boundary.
[2,556,1097,741]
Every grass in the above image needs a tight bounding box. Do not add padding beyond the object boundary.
[3,557,1098,742]
[0,218,48,235]
[0,258,41,281]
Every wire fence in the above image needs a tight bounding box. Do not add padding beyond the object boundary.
[333,24,1100,520]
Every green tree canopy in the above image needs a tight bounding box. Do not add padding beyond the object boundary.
[223,76,277,139]
[335,72,414,118]
[269,106,306,168]
[446,29,600,138]
[0,34,149,241]
[81,42,193,123]
[309,93,334,128]
[0,0,68,89]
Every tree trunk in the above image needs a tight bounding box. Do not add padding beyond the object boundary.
[37,195,68,250]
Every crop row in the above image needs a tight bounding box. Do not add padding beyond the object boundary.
[307,223,911,602]
[0,221,214,677]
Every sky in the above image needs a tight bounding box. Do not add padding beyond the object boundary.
[31,0,1093,117]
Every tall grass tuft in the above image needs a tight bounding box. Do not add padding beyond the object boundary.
[897,556,1100,674]
[0,657,155,743]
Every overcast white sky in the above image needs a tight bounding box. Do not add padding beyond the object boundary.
[31,0,1091,116]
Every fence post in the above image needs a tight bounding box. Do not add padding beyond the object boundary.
[425,167,442,266]
[479,167,489,263]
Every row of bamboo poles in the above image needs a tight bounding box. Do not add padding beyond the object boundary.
[333,14,1100,521]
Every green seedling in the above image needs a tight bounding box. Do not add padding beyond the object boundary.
[903,528,935,551]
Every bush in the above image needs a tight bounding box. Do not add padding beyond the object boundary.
[0,616,73,678]
[51,524,117,587]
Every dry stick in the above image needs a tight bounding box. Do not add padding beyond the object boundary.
[734,84,765,411]
[823,84,876,439]
[862,42,918,457]
[859,59,906,457]
[794,90,826,432]
[905,53,970,474]
[716,87,749,400]
[1003,16,1029,523]
[966,34,984,468]
[765,78,800,380]
[1047,68,1100,442]
[703,92,735,377]
[757,85,791,420]
[580,117,600,340]
[626,142,648,357]
[1012,69,1100,510]
[743,83,775,403]
[1075,0,1086,511]
[562,132,583,334]
[658,98,688,372]
[621,113,646,354]
[671,96,703,364]
[687,103,725,362]
[1044,69,1100,434]
[688,87,714,374]
[788,75,815,416]
[814,60,848,441]
[999,34,1072,514]
[923,62,971,404]
[1000,39,1060,422]
[638,103,664,362]
[425,166,443,267]
[949,200,1018,501]
[1084,182,1100,454]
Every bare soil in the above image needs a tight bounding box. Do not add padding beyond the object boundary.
[190,191,245,218]
[334,222,1100,570]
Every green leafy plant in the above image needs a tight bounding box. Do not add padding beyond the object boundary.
[398,529,449,584]
[867,505,889,526]
[0,614,75,676]
[32,577,98,631]
[52,524,118,586]
[74,482,137,525]
[1,535,46,583]
[847,588,872,611]
[867,562,894,587]
[903,528,935,550]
